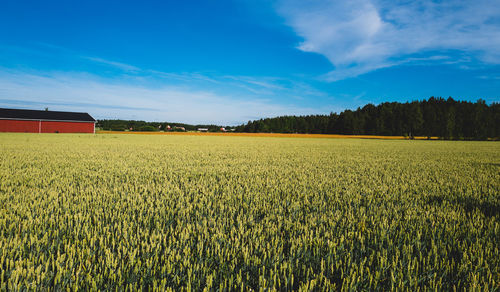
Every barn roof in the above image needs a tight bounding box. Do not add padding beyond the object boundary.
[0,108,96,122]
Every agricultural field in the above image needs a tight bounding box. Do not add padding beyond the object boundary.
[0,133,498,290]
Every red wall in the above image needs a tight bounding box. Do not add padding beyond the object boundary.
[0,119,39,132]
[0,119,94,133]
[41,121,94,133]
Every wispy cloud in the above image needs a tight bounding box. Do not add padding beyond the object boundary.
[0,68,328,125]
[277,0,500,81]
[477,75,500,80]
[83,56,140,72]
[0,43,343,123]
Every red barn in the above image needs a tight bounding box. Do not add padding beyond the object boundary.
[0,108,96,133]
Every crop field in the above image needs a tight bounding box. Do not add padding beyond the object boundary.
[97,130,440,140]
[0,133,499,290]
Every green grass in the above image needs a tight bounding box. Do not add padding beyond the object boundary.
[0,133,499,290]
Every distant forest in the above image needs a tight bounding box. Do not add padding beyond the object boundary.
[236,97,499,140]
[97,120,232,132]
[98,97,499,140]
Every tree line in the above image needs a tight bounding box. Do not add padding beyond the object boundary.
[235,97,499,140]
[98,97,499,139]
[97,120,232,132]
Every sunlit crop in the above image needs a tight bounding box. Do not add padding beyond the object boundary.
[0,133,498,290]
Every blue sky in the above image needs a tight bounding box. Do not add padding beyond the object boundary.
[1,0,499,125]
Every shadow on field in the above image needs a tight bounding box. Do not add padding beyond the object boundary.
[426,195,500,218]
[481,162,500,167]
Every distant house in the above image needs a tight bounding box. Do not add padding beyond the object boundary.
[0,108,96,133]
[198,128,208,132]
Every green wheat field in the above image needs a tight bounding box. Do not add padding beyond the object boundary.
[0,133,499,290]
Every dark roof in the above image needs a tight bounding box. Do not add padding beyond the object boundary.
[0,108,96,122]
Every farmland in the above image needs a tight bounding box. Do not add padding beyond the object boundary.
[0,133,499,290]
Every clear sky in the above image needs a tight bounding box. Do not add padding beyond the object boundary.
[1,0,499,125]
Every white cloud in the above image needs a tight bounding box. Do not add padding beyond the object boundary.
[83,56,140,72]
[0,69,325,125]
[0,43,343,123]
[277,0,500,81]
[477,75,500,80]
